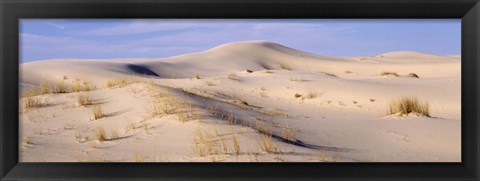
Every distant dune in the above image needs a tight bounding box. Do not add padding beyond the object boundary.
[19,41,460,162]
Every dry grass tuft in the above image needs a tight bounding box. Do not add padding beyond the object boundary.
[194,73,201,80]
[205,81,216,86]
[77,94,92,106]
[304,90,318,99]
[92,105,105,120]
[22,97,42,111]
[109,129,119,140]
[387,97,429,116]
[38,81,51,95]
[380,71,399,77]
[290,76,305,82]
[232,134,241,155]
[133,151,144,162]
[72,81,94,92]
[52,81,70,93]
[106,77,128,88]
[96,126,106,142]
[282,123,295,142]
[260,135,279,153]
[278,64,292,71]
[227,73,236,80]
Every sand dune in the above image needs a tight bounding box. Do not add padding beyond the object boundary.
[19,41,460,162]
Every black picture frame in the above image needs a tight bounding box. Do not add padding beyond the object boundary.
[1,0,479,180]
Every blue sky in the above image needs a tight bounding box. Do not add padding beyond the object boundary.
[20,19,460,63]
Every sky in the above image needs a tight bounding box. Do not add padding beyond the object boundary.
[20,19,461,63]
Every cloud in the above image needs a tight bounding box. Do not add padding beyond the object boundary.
[21,20,364,61]
[46,22,66,30]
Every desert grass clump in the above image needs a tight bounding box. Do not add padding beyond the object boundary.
[282,123,295,142]
[304,90,318,99]
[38,81,51,95]
[72,81,94,92]
[232,134,241,155]
[22,97,42,111]
[205,81,216,86]
[380,71,399,77]
[92,105,105,120]
[24,87,39,98]
[133,151,144,162]
[52,81,71,93]
[255,121,273,136]
[289,76,305,82]
[106,77,128,88]
[387,97,429,117]
[260,135,279,153]
[194,73,201,80]
[77,94,92,106]
[227,73,236,80]
[96,126,106,142]
[109,129,119,140]
[278,64,292,71]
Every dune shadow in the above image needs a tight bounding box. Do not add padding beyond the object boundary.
[105,108,132,117]
[126,64,159,77]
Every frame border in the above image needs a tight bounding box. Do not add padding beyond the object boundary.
[1,0,479,180]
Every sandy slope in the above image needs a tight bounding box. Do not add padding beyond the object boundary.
[19,41,460,162]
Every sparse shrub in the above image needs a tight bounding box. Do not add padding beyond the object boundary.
[294,93,302,98]
[194,73,201,79]
[370,98,375,102]
[408,73,420,78]
[92,105,105,120]
[380,71,399,77]
[387,97,429,116]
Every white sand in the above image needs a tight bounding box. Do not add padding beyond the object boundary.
[19,41,460,162]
